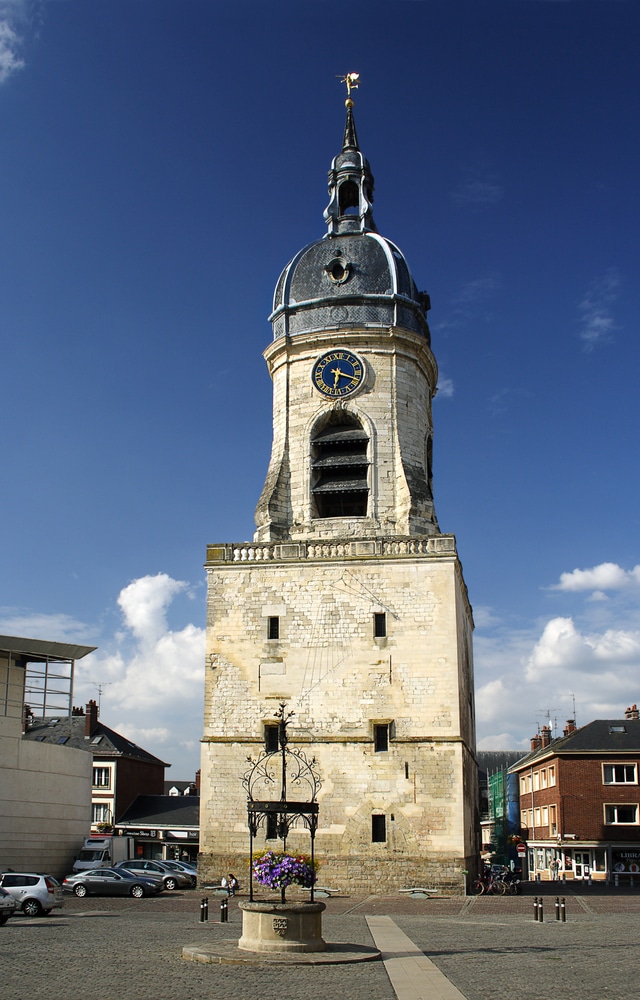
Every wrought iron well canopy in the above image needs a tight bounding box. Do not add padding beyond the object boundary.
[243,703,322,901]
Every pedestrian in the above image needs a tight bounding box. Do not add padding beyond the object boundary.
[550,858,559,880]
[227,873,239,896]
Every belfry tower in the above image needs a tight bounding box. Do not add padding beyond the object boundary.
[200,82,478,892]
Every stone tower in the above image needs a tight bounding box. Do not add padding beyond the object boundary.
[200,88,478,893]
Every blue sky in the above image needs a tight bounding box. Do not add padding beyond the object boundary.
[1,0,639,778]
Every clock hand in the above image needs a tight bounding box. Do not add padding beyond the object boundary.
[331,365,351,386]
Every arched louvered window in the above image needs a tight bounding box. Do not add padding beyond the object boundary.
[311,414,369,518]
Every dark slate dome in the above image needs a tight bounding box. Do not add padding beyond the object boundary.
[269,102,430,343]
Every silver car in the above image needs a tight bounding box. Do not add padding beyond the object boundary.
[62,868,163,898]
[113,860,193,890]
[0,873,64,917]
[0,886,17,924]
[160,860,197,887]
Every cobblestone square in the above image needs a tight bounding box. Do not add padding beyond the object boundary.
[2,889,640,1000]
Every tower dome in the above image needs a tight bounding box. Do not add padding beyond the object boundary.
[269,103,431,343]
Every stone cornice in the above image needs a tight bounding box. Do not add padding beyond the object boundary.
[201,735,469,745]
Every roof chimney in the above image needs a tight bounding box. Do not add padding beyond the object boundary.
[531,733,542,752]
[195,769,201,793]
[625,705,639,720]
[540,725,551,748]
[85,699,99,738]
[563,719,577,736]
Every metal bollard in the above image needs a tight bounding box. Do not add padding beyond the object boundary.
[560,897,566,922]
[615,874,619,887]
[220,896,228,923]
[538,897,544,922]
[533,896,539,921]
[554,896,560,921]
[200,897,208,922]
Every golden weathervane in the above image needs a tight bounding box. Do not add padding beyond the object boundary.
[337,72,360,106]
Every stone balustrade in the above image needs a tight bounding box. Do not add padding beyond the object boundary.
[206,534,458,565]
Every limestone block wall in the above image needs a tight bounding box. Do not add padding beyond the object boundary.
[255,326,438,542]
[200,537,477,892]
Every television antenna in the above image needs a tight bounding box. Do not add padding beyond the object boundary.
[95,682,112,714]
[536,708,561,736]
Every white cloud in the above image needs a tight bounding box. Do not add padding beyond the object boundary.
[472,605,502,629]
[451,176,503,210]
[477,733,527,752]
[0,608,93,642]
[453,275,502,306]
[113,724,171,747]
[578,267,620,350]
[117,572,189,644]
[487,386,534,418]
[436,376,454,398]
[475,593,640,750]
[525,616,595,678]
[0,1,33,84]
[551,562,640,593]
[436,274,502,334]
[75,573,205,776]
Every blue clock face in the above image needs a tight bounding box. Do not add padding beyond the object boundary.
[312,349,364,398]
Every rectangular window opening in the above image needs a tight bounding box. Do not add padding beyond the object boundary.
[374,723,389,752]
[372,814,386,843]
[264,724,279,753]
[605,804,638,825]
[603,764,637,784]
[91,803,110,824]
[267,616,280,640]
[374,612,387,638]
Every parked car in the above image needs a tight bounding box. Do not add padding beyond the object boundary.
[0,887,17,924]
[160,860,197,887]
[62,868,163,898]
[113,860,193,890]
[0,873,64,917]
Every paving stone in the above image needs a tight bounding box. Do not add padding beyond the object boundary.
[1,890,640,1000]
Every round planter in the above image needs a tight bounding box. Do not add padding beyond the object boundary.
[238,900,326,953]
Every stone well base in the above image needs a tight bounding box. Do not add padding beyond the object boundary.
[238,900,326,953]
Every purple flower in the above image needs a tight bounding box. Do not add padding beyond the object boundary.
[252,851,318,889]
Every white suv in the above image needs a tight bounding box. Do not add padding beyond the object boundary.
[0,873,64,917]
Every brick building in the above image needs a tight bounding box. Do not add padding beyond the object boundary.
[24,700,168,829]
[510,708,640,881]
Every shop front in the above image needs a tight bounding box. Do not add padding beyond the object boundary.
[526,842,608,881]
[115,794,200,865]
[610,847,640,881]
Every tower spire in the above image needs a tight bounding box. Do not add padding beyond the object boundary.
[338,72,360,151]
[342,102,359,151]
[324,73,375,234]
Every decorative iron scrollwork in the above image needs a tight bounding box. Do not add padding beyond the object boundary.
[244,702,322,902]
